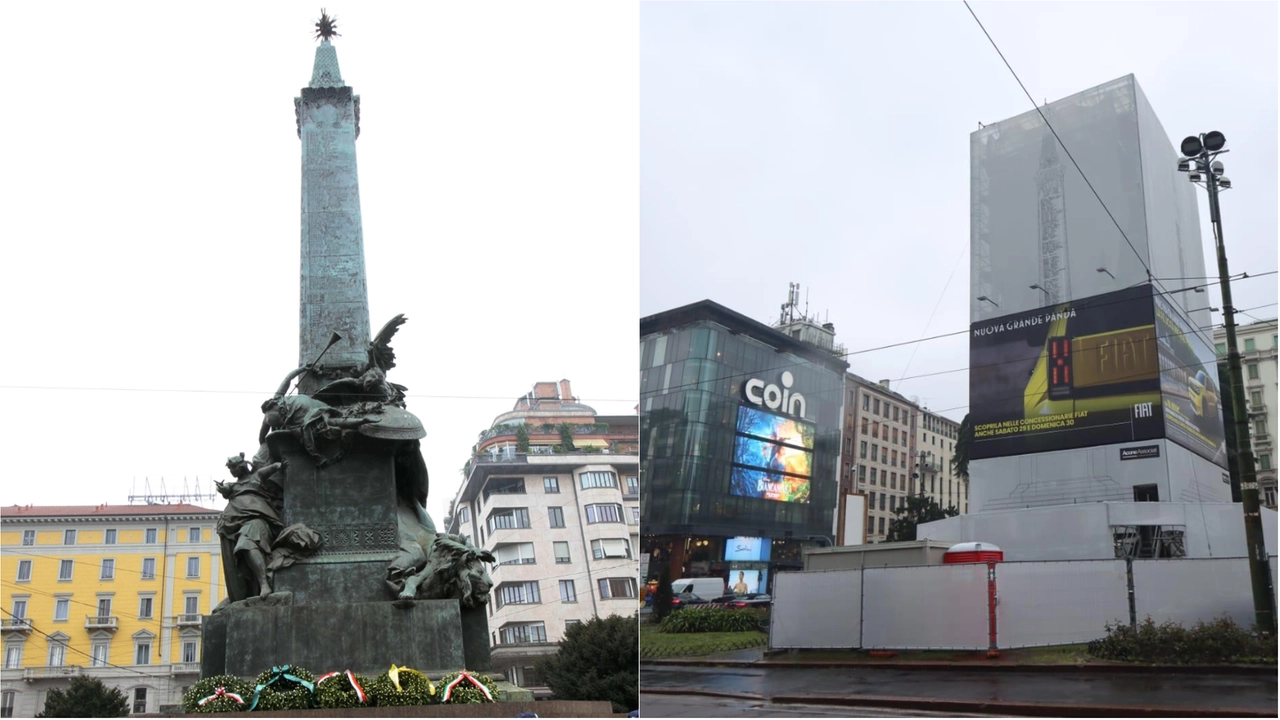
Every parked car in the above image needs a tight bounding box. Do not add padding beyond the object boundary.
[670,591,711,610]
[709,593,772,609]
[670,578,726,599]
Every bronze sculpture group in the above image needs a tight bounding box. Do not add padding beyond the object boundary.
[214,315,493,609]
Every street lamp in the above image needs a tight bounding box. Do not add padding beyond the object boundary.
[977,295,999,308]
[1029,284,1052,302]
[1177,130,1275,634]
[1096,267,1116,280]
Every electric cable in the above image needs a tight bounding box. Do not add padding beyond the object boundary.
[961,0,1155,284]
[645,278,1275,408]
[0,607,168,678]
[894,237,969,385]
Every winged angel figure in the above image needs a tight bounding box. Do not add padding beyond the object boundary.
[249,315,493,607]
[258,315,414,466]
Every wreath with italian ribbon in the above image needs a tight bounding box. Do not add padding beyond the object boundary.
[314,669,374,709]
[248,665,316,711]
[183,675,253,714]
[438,670,498,704]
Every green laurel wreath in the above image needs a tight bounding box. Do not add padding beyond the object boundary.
[183,675,253,714]
[249,665,315,711]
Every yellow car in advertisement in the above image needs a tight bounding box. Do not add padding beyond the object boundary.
[1024,312,1162,418]
[1187,369,1219,422]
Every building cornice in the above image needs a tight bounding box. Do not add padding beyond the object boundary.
[641,300,850,375]
[2,512,219,525]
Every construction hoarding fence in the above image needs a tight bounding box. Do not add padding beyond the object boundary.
[770,557,1270,651]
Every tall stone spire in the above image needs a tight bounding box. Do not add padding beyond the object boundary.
[294,18,370,382]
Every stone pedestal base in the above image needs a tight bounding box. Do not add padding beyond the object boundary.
[202,600,483,678]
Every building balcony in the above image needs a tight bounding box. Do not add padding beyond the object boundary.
[172,614,203,628]
[23,665,82,682]
[916,459,943,474]
[490,561,544,583]
[478,423,614,445]
[0,618,33,635]
[490,642,560,661]
[84,616,118,631]
[472,446,631,465]
[171,662,201,675]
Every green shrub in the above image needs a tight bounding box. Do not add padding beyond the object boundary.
[1088,616,1277,665]
[659,607,764,634]
[38,676,130,717]
[536,615,638,714]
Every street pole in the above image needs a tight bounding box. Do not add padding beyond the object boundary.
[1202,153,1276,635]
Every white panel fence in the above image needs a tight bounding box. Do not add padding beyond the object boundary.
[995,560,1130,648]
[770,569,862,649]
[1133,558,1255,628]
[770,557,1275,651]
[860,564,989,650]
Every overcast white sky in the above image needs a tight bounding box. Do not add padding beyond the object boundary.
[0,2,638,525]
[641,1,1278,422]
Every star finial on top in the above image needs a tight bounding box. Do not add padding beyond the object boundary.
[314,9,340,42]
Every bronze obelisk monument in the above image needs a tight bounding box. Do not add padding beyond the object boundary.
[201,14,495,682]
[295,16,370,390]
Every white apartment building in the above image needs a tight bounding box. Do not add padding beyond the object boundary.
[916,410,967,515]
[1215,320,1279,509]
[445,382,639,693]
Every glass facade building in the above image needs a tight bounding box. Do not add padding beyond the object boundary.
[640,301,847,589]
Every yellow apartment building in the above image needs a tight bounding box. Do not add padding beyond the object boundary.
[1,504,224,716]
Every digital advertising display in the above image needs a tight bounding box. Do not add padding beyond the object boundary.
[970,285,1165,460]
[730,405,814,503]
[1154,296,1228,467]
[736,405,814,448]
[733,436,813,477]
[727,568,768,596]
[724,536,772,562]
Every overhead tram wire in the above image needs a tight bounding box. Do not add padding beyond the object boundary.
[2,274,1269,402]
[894,237,970,387]
[1,580,110,613]
[0,386,639,404]
[3,549,200,582]
[647,348,1243,428]
[959,0,1242,352]
[961,1,1154,282]
[644,272,1275,402]
[0,607,161,679]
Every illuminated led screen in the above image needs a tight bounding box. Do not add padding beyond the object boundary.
[724,536,772,562]
[733,436,812,476]
[728,568,768,596]
[730,405,813,504]
[736,406,814,449]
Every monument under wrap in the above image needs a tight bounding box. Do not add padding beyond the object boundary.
[201,24,493,680]
[965,74,1229,514]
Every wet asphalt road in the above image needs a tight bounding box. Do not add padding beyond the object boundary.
[641,693,1001,717]
[640,664,1278,711]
